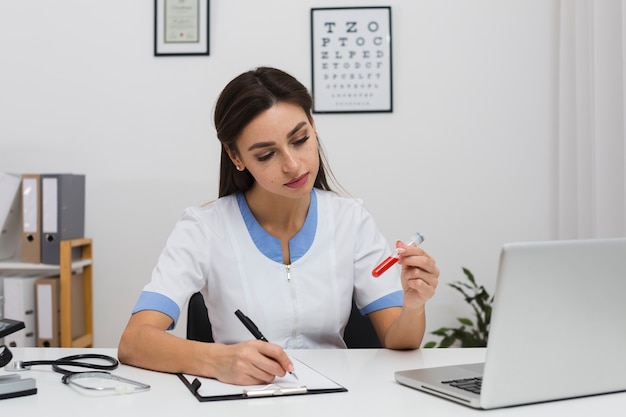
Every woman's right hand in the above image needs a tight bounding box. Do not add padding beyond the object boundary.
[118,310,294,386]
[212,340,295,385]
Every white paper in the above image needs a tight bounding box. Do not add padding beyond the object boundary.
[182,357,344,397]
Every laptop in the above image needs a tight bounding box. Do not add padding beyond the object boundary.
[395,238,626,409]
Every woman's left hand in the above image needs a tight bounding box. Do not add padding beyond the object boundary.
[396,241,439,309]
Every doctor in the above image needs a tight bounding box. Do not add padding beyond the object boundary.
[118,67,439,385]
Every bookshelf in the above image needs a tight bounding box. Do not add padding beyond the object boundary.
[0,238,93,348]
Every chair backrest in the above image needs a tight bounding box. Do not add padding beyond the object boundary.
[343,300,382,348]
[186,292,381,348]
[187,292,214,343]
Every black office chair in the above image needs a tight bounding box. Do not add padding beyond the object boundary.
[186,292,381,348]
[342,300,382,348]
[187,292,214,343]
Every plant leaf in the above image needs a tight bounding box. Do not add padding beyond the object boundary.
[440,335,456,348]
[431,328,450,337]
[457,317,473,326]
[463,267,477,287]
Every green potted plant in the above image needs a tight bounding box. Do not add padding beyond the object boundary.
[424,268,493,348]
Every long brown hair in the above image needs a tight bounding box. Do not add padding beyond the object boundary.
[214,67,337,197]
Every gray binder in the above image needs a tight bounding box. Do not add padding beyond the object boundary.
[40,174,85,265]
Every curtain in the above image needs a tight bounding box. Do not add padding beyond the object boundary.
[556,0,626,239]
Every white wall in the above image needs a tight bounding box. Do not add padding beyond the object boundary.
[1,0,557,347]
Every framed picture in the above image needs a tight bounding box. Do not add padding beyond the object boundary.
[310,7,393,113]
[154,0,210,56]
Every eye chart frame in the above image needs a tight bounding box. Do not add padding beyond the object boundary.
[310,7,393,114]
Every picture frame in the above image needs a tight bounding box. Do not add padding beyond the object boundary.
[154,0,210,56]
[310,7,393,114]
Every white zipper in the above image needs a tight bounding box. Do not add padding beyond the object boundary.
[285,264,299,344]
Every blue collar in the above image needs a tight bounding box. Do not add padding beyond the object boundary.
[236,189,317,264]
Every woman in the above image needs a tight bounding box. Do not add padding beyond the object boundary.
[118,67,439,385]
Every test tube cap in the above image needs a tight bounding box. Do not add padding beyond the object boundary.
[410,232,425,245]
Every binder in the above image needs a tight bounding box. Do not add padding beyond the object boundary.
[35,276,60,347]
[41,174,85,265]
[20,174,41,263]
[0,172,22,261]
[34,273,86,347]
[177,357,347,402]
[2,276,40,347]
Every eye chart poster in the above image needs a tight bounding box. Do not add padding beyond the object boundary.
[311,7,392,113]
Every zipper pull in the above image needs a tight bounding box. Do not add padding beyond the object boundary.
[286,264,291,282]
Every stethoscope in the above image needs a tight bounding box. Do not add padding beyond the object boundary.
[2,347,150,394]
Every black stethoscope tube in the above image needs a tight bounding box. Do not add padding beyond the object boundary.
[5,350,149,393]
[15,353,119,377]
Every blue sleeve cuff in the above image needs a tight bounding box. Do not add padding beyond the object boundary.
[360,290,403,315]
[132,291,181,330]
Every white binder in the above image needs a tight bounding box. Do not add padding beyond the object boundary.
[0,172,21,261]
[3,276,40,347]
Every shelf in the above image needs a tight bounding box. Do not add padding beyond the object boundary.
[60,238,93,348]
[0,238,93,348]
[0,259,91,275]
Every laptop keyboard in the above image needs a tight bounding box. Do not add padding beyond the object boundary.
[442,377,482,394]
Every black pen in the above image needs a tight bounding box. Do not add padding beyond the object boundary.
[234,309,298,379]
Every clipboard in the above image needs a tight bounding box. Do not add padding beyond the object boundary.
[177,357,347,402]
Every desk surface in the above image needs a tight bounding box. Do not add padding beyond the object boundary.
[2,347,625,415]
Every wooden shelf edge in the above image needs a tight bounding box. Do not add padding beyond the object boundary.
[0,259,92,272]
[71,333,94,348]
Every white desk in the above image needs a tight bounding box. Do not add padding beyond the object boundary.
[2,347,625,415]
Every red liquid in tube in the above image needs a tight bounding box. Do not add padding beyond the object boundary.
[371,256,399,277]
[371,233,425,278]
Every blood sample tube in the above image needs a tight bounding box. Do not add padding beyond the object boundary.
[371,232,425,278]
